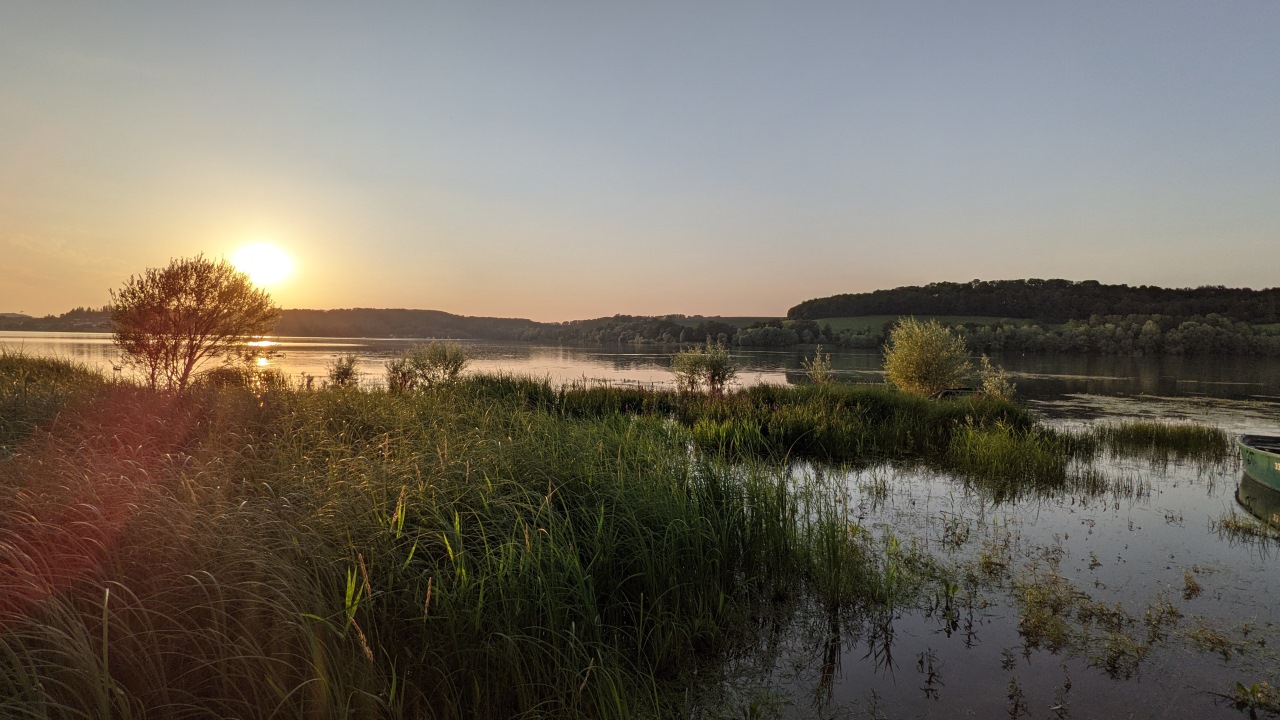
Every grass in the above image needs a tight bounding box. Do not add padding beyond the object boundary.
[0,355,946,719]
[0,350,107,456]
[0,354,1247,718]
[1089,420,1232,462]
[466,373,1037,468]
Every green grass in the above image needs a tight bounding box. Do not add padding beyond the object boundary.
[0,349,108,457]
[814,315,1031,333]
[1089,420,1232,462]
[0,355,1237,718]
[0,356,929,719]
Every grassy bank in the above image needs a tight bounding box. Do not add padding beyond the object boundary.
[0,356,1235,718]
[0,356,946,719]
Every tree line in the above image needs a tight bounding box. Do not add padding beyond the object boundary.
[788,279,1280,323]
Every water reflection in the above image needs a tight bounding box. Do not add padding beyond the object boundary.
[5,331,1280,400]
[1236,473,1280,529]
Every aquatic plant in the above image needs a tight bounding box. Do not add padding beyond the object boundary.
[0,354,881,719]
[1090,420,1231,461]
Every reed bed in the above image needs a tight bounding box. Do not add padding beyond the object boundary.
[0,357,1231,718]
[466,375,1036,465]
[0,357,916,719]
[1089,420,1232,462]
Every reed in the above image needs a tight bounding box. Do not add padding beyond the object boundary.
[0,356,890,719]
[1090,420,1232,461]
[0,355,1208,717]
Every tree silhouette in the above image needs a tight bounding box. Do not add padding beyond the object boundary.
[111,255,280,391]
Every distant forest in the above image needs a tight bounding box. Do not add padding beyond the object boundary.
[788,279,1280,323]
[6,279,1280,356]
[276,308,539,339]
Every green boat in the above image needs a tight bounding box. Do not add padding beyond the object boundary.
[1238,434,1280,493]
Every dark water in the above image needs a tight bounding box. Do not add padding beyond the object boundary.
[703,460,1280,719]
[5,332,1280,402]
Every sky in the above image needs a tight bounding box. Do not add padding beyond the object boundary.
[2,2,1278,321]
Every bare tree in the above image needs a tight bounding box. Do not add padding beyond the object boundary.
[111,255,280,391]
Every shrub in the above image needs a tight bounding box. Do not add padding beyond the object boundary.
[327,353,360,388]
[883,318,972,397]
[671,341,737,395]
[978,354,1015,399]
[385,341,470,392]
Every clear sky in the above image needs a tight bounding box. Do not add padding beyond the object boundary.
[3,2,1278,321]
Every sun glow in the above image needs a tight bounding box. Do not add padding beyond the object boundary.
[231,243,293,287]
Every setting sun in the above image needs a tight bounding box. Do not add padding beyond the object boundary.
[231,243,293,287]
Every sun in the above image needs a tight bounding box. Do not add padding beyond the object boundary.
[231,243,293,287]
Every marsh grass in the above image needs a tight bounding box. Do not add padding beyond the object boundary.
[0,356,925,719]
[1,355,1237,718]
[0,350,107,457]
[1090,420,1232,463]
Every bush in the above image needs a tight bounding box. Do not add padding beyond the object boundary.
[384,341,470,392]
[978,355,1015,399]
[327,353,360,388]
[671,341,737,395]
[883,317,972,397]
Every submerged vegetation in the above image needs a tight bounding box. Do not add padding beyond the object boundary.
[0,353,1265,718]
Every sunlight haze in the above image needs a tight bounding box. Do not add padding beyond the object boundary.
[2,2,1278,320]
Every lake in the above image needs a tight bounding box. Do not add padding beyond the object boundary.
[5,331,1280,403]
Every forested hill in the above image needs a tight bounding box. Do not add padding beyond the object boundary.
[275,308,540,339]
[787,280,1280,323]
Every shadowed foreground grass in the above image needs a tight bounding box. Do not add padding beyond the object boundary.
[0,357,932,719]
[0,356,1235,718]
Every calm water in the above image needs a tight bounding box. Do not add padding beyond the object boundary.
[5,331,1280,403]
[716,458,1280,719]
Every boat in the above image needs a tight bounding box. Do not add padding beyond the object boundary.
[1238,434,1280,493]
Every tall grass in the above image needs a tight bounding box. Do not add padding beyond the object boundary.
[0,350,107,457]
[0,356,899,719]
[1089,420,1232,462]
[466,375,1035,465]
[1,357,1224,717]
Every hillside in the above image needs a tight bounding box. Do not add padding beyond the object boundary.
[787,280,1280,323]
[275,308,540,339]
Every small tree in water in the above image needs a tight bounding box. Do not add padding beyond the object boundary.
[385,341,470,393]
[111,255,279,391]
[882,317,972,397]
[672,340,737,395]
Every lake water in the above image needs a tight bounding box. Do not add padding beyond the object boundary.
[5,331,1280,404]
[703,457,1280,719]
